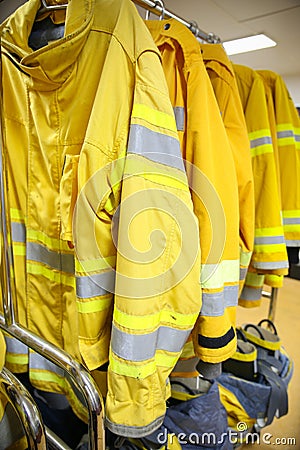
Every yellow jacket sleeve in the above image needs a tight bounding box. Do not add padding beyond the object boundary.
[201,44,254,293]
[233,64,288,307]
[258,70,300,248]
[146,19,240,363]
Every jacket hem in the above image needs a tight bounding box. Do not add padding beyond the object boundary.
[104,414,165,438]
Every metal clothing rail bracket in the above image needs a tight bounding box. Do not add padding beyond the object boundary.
[0,114,104,450]
[132,0,221,43]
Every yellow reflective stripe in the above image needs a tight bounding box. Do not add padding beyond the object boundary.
[254,243,287,253]
[240,249,252,267]
[114,308,198,331]
[110,351,179,379]
[276,123,300,133]
[27,229,71,253]
[12,243,26,256]
[248,129,271,140]
[277,137,295,147]
[110,355,156,379]
[282,210,300,218]
[77,296,112,314]
[255,227,285,237]
[283,224,300,232]
[27,262,75,288]
[5,354,28,364]
[250,144,273,158]
[200,259,240,289]
[75,256,116,274]
[30,370,66,388]
[10,208,25,222]
[155,352,179,368]
[125,156,188,191]
[180,340,195,359]
[132,104,177,134]
[245,272,264,287]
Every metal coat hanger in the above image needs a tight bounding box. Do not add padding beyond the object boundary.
[37,0,68,19]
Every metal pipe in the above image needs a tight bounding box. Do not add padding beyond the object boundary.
[133,0,221,43]
[0,366,47,449]
[0,318,104,450]
[45,427,72,450]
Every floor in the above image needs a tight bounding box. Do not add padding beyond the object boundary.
[236,277,300,450]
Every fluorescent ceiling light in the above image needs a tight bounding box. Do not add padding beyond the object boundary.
[223,34,277,56]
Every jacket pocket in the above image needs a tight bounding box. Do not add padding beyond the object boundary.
[60,154,80,243]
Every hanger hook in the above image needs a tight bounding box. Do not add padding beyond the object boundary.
[155,0,165,20]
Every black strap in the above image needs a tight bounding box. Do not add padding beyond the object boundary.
[257,319,278,336]
[257,360,288,426]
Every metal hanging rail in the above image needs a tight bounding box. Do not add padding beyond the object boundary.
[132,0,221,43]
[262,287,279,323]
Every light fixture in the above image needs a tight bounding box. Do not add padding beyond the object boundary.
[223,34,277,56]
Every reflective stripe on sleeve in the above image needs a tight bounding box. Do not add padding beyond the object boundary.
[200,285,239,317]
[111,324,190,362]
[5,336,28,354]
[239,286,263,301]
[76,270,115,299]
[113,308,198,331]
[248,130,273,157]
[173,106,185,131]
[11,222,26,242]
[254,236,286,245]
[252,260,289,270]
[283,217,300,225]
[128,123,184,171]
[27,242,74,273]
[240,267,248,281]
[132,104,178,134]
[200,259,240,289]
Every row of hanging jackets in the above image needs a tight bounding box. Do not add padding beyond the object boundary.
[0,0,299,441]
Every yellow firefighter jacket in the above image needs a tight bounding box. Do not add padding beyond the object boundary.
[233,64,289,307]
[257,70,300,249]
[146,19,240,363]
[200,44,255,293]
[0,0,202,436]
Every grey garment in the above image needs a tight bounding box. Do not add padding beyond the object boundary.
[0,402,26,449]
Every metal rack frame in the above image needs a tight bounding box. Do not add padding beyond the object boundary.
[133,0,221,43]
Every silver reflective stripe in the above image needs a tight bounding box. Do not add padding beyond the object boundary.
[5,336,28,354]
[173,106,185,132]
[111,325,190,362]
[128,124,185,171]
[253,260,289,270]
[295,134,300,142]
[254,235,285,245]
[76,270,115,299]
[27,242,74,273]
[240,267,248,281]
[200,285,239,317]
[240,286,263,301]
[277,130,294,139]
[11,222,25,242]
[286,240,300,246]
[30,352,64,376]
[250,136,272,148]
[283,217,300,225]
[105,415,164,439]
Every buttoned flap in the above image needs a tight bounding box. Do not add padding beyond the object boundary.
[60,154,80,243]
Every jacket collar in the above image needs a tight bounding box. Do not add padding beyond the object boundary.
[1,0,93,87]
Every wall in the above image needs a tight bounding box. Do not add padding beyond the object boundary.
[283,76,300,107]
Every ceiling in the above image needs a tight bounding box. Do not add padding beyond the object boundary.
[159,0,300,79]
[1,0,300,86]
